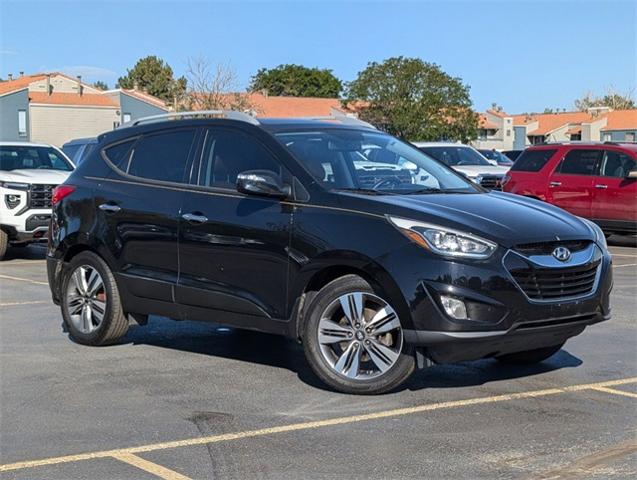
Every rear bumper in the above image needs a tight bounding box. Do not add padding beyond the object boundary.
[404,311,608,363]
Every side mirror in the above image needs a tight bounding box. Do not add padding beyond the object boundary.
[627,169,637,179]
[236,170,290,199]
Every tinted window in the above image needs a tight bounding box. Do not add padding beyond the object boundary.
[511,149,556,172]
[62,144,82,162]
[198,129,281,188]
[104,140,136,170]
[599,150,636,178]
[419,146,491,166]
[558,149,602,176]
[0,146,73,171]
[127,129,196,183]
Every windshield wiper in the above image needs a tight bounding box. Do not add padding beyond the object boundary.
[402,187,443,194]
[332,188,396,196]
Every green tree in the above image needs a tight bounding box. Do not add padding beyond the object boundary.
[92,80,108,91]
[250,64,342,98]
[343,57,479,142]
[117,55,186,102]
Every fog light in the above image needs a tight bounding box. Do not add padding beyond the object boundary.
[5,194,20,209]
[440,295,468,320]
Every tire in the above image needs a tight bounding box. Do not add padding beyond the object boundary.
[496,342,564,365]
[61,251,129,346]
[0,230,7,260]
[302,274,415,394]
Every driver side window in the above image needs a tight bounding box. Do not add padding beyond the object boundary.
[198,129,282,189]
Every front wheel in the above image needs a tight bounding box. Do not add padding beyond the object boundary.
[302,275,415,394]
[496,343,564,365]
[61,251,129,345]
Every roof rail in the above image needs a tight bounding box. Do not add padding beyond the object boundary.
[120,110,260,128]
[297,112,377,129]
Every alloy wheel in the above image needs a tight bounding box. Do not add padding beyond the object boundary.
[66,265,107,334]
[317,292,403,380]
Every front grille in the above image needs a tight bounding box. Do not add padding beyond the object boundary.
[514,240,592,256]
[510,260,600,301]
[29,184,56,208]
[478,175,503,190]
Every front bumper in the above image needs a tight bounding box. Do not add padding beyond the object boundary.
[381,241,612,363]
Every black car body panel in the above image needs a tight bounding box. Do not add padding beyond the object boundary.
[47,117,612,365]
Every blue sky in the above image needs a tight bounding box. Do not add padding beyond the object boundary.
[1,0,635,113]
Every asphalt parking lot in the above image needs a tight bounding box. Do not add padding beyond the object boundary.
[0,238,636,480]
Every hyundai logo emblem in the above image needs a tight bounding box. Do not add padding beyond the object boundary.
[552,246,571,262]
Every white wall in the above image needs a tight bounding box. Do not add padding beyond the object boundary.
[29,104,119,146]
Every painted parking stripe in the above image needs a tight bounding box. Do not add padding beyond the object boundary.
[0,300,48,307]
[0,376,635,474]
[0,260,46,266]
[614,263,637,268]
[611,254,637,258]
[0,273,48,286]
[112,453,191,480]
[590,386,637,399]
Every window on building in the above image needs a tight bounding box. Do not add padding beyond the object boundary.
[603,133,612,142]
[558,149,602,176]
[126,129,196,183]
[569,133,582,141]
[625,132,635,142]
[18,110,27,137]
[528,135,545,145]
[198,128,282,188]
[506,129,511,137]
[123,113,132,124]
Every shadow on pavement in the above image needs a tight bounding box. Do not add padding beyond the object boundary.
[116,316,582,394]
[607,234,636,248]
[2,244,47,261]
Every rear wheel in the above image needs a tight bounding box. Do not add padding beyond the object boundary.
[303,275,415,394]
[0,230,7,260]
[496,343,564,365]
[61,251,129,345]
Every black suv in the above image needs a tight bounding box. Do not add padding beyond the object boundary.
[47,111,612,394]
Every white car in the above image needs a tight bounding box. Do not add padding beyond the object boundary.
[0,142,74,259]
[413,142,510,189]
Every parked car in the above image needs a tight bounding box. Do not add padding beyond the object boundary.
[47,112,612,394]
[413,142,510,189]
[62,137,98,166]
[0,141,74,259]
[478,148,514,167]
[502,150,523,161]
[503,142,637,235]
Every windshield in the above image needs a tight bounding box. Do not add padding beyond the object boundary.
[419,146,492,167]
[0,146,73,172]
[275,130,479,194]
[479,149,514,166]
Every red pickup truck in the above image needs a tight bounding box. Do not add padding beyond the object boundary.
[503,142,637,235]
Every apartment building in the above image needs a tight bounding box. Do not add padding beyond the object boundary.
[0,72,168,146]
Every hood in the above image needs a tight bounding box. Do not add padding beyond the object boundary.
[0,169,72,185]
[350,191,593,248]
[451,165,509,178]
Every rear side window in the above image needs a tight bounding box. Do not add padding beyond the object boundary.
[510,149,556,172]
[104,140,136,169]
[599,150,636,178]
[127,129,196,183]
[558,149,602,176]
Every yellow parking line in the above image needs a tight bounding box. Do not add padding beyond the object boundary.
[0,300,48,307]
[112,453,191,480]
[590,386,637,399]
[0,273,48,286]
[0,376,635,473]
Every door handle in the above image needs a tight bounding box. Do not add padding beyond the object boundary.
[182,213,208,224]
[549,181,561,187]
[98,203,121,213]
[595,184,608,189]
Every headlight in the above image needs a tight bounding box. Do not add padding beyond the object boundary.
[580,218,607,250]
[388,216,498,259]
[0,181,30,190]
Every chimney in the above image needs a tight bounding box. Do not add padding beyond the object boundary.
[46,74,51,96]
[8,73,13,81]
[76,75,82,96]
[19,71,24,77]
